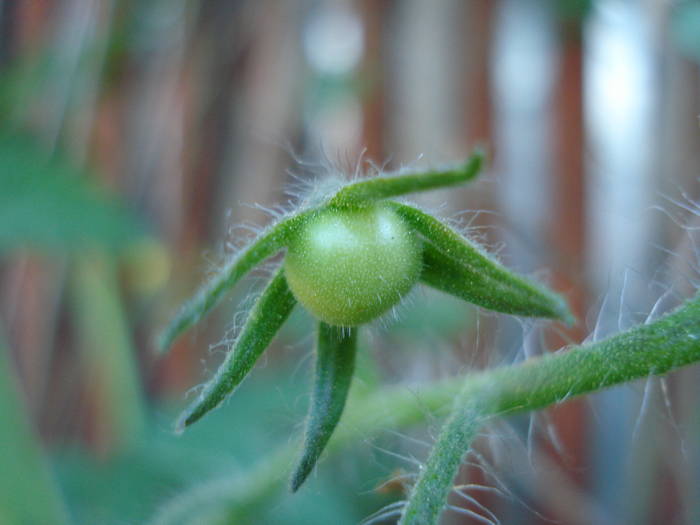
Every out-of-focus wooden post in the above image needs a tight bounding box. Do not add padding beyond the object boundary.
[540,9,590,522]
[358,0,390,163]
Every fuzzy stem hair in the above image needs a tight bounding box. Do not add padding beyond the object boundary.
[400,293,700,524]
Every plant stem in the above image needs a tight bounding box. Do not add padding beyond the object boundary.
[399,400,486,524]
[152,294,700,525]
[400,294,700,524]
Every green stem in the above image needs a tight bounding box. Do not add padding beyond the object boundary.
[152,294,700,525]
[400,294,700,524]
[399,400,486,525]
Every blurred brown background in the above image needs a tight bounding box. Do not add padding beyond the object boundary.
[1,1,700,524]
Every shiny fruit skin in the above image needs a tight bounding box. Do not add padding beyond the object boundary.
[284,203,422,326]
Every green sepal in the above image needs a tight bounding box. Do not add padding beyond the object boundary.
[389,202,574,323]
[290,323,358,491]
[159,213,307,353]
[175,267,296,431]
[328,150,484,207]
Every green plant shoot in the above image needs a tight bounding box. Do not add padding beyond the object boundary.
[161,150,573,491]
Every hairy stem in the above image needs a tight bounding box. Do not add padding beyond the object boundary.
[399,400,487,525]
[400,294,700,524]
[152,294,700,525]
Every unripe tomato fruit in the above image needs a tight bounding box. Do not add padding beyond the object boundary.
[284,203,422,326]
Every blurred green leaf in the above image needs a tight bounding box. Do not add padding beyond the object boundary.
[71,255,146,451]
[672,1,700,64]
[552,0,592,21]
[54,362,390,525]
[0,131,140,253]
[0,330,70,525]
[390,288,475,343]
[0,55,49,124]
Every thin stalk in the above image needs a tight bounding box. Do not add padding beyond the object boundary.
[399,400,487,524]
[152,294,700,525]
[400,294,700,524]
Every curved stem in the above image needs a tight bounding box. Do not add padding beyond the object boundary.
[152,294,700,525]
[399,400,486,525]
[400,294,700,524]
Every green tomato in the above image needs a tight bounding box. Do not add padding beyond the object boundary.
[284,203,423,326]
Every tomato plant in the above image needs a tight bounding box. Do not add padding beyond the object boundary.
[160,150,572,491]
